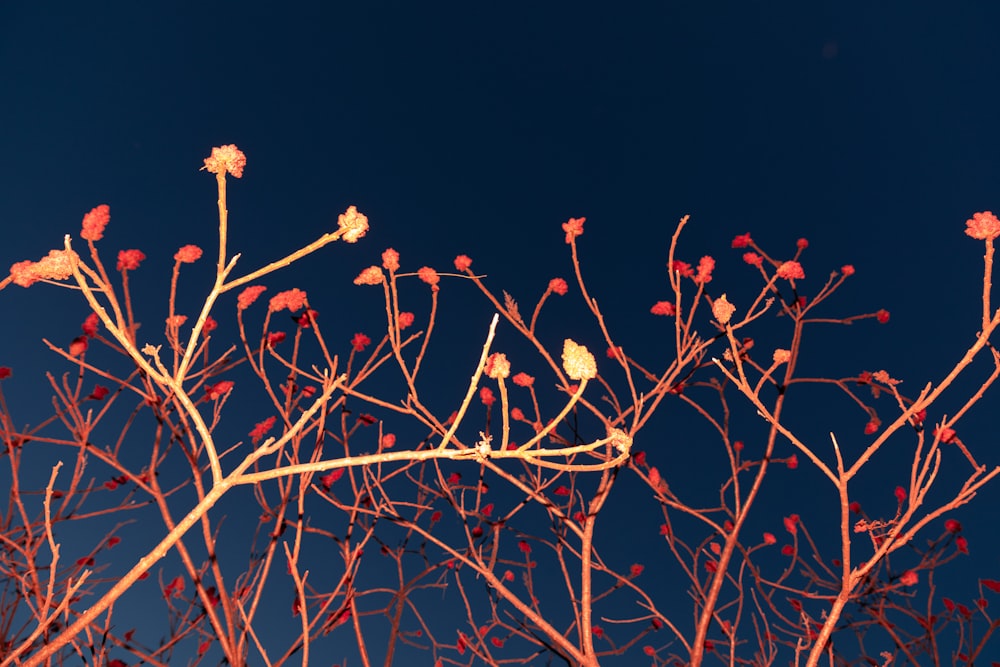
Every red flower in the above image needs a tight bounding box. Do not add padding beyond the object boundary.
[743,252,763,267]
[796,238,809,249]
[630,563,644,577]
[763,532,776,545]
[876,309,890,324]
[116,249,145,271]
[510,407,525,421]
[81,204,110,241]
[934,426,956,444]
[353,266,384,285]
[269,288,308,313]
[417,266,440,286]
[89,385,109,400]
[776,261,805,280]
[237,285,267,310]
[643,646,655,657]
[381,248,400,271]
[956,536,969,554]
[518,540,531,553]
[864,420,879,435]
[454,254,472,271]
[781,545,795,556]
[894,486,907,504]
[786,454,798,469]
[841,264,855,276]
[447,472,461,485]
[295,308,319,327]
[591,625,604,639]
[650,301,676,316]
[900,570,918,586]
[731,233,752,248]
[267,331,286,347]
[358,413,376,425]
[397,312,415,329]
[174,245,203,263]
[548,277,568,295]
[965,211,1000,240]
[670,260,694,278]
[783,514,799,535]
[320,469,344,489]
[945,519,962,533]
[351,333,371,352]
[480,387,496,407]
[554,485,570,496]
[82,312,100,337]
[250,416,277,445]
[512,372,534,387]
[205,381,234,400]
[562,216,585,244]
[381,433,396,449]
[69,336,88,357]
[430,510,442,523]
[694,255,715,284]
[982,579,1000,593]
[849,501,862,514]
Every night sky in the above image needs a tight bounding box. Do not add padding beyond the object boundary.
[3,2,1000,664]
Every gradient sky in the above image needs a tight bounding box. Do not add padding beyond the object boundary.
[3,2,1000,664]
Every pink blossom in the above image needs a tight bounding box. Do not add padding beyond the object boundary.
[484,352,510,379]
[82,313,100,337]
[965,211,1000,240]
[417,266,440,286]
[731,233,752,248]
[694,256,715,284]
[268,288,308,313]
[205,381,234,400]
[117,249,145,272]
[454,254,473,271]
[237,285,267,310]
[337,206,369,243]
[776,261,805,280]
[250,416,276,445]
[202,144,246,178]
[174,245,203,263]
[81,204,110,241]
[548,277,568,295]
[562,216,585,244]
[353,266,384,285]
[351,333,371,352]
[480,387,496,407]
[512,372,534,387]
[650,301,676,316]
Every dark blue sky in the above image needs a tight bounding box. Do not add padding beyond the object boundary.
[4,2,1000,664]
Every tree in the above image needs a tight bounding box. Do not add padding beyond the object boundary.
[2,145,999,667]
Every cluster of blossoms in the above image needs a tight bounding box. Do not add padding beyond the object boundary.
[201,144,246,179]
[9,249,78,287]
